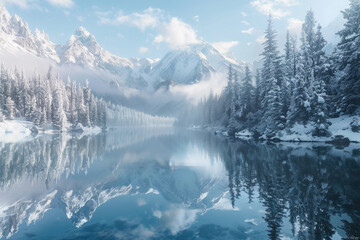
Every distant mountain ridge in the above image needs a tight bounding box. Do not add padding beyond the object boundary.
[0,4,246,93]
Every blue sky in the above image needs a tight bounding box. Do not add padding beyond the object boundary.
[0,0,350,62]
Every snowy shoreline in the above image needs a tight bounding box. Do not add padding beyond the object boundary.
[192,115,360,144]
[0,119,102,143]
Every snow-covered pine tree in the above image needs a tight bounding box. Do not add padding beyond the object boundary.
[224,64,234,119]
[4,96,15,120]
[51,77,67,130]
[227,85,240,136]
[239,65,253,119]
[253,69,261,112]
[97,99,107,129]
[281,31,292,118]
[287,49,311,125]
[0,109,4,122]
[260,14,282,116]
[76,83,87,127]
[264,61,283,132]
[89,93,98,126]
[233,72,241,112]
[334,0,360,114]
[68,81,78,126]
[83,80,91,126]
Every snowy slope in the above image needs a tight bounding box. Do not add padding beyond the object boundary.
[0,4,59,62]
[150,42,245,85]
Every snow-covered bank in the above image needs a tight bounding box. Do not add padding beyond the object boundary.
[0,119,103,143]
[0,119,33,143]
[234,115,360,143]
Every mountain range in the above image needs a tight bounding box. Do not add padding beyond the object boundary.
[0,4,246,98]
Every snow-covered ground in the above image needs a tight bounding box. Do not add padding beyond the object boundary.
[0,119,102,143]
[0,119,33,143]
[234,115,360,143]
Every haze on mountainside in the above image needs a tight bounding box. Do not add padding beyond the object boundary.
[0,1,344,117]
[0,3,249,116]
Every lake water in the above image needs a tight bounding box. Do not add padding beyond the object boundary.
[0,128,359,240]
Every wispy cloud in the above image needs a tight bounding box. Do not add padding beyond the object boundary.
[241,27,255,35]
[212,41,239,55]
[98,7,161,30]
[154,17,199,49]
[97,8,200,49]
[46,0,73,8]
[250,0,298,19]
[77,16,84,22]
[0,0,29,8]
[138,46,149,54]
[256,34,266,43]
[287,17,303,35]
[193,15,199,22]
[241,11,247,17]
[241,20,250,25]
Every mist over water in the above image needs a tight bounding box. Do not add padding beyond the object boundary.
[0,128,359,240]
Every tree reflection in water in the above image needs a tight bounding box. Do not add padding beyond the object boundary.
[0,129,359,240]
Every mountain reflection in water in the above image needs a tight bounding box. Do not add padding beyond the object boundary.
[0,128,359,240]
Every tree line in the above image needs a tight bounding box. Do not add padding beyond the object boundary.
[0,65,107,130]
[180,0,360,137]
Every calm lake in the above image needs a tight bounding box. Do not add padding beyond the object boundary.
[0,128,359,240]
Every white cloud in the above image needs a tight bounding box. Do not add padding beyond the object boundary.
[287,18,303,35]
[162,207,200,235]
[275,0,299,7]
[250,0,295,19]
[113,7,161,30]
[117,33,124,39]
[154,17,199,49]
[138,46,149,54]
[0,0,29,8]
[241,27,255,35]
[193,15,199,22]
[241,11,248,17]
[77,16,83,22]
[153,210,162,218]
[241,20,250,25]
[98,8,199,49]
[137,198,146,206]
[256,34,266,43]
[46,0,73,8]
[212,41,239,55]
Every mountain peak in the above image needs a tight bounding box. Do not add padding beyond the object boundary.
[75,26,91,38]
[0,3,11,22]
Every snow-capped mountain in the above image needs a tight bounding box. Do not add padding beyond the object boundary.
[0,4,59,62]
[0,4,246,93]
[151,42,245,85]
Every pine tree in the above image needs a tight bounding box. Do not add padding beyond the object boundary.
[264,61,283,132]
[287,55,311,125]
[5,96,15,120]
[239,65,253,119]
[261,14,283,124]
[0,109,4,122]
[83,80,91,126]
[335,0,360,114]
[89,93,98,126]
[281,31,292,118]
[51,81,67,131]
[68,81,78,126]
[227,89,239,136]
[224,65,234,119]
[253,69,261,111]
